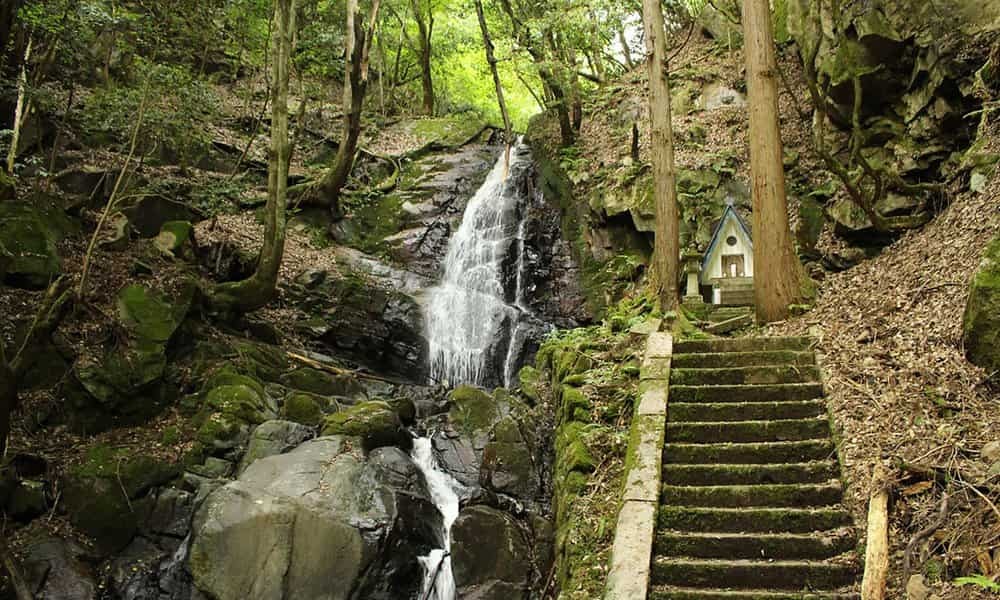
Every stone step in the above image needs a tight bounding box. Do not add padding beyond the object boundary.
[651,557,857,591]
[661,482,843,508]
[672,384,825,403]
[705,314,755,335]
[671,366,821,386]
[654,529,857,560]
[666,418,831,444]
[662,461,839,486]
[664,440,837,465]
[675,337,813,354]
[670,400,827,423]
[707,308,753,323]
[659,506,853,533]
[673,351,816,369]
[649,586,860,599]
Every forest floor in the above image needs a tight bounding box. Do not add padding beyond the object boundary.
[769,120,1000,597]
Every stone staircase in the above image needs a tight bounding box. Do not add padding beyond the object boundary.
[650,336,860,600]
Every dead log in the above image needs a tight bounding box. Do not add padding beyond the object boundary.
[861,463,891,600]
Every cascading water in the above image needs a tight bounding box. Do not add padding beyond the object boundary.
[424,141,536,387]
[412,437,460,600]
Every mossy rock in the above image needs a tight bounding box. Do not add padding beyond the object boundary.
[282,392,324,426]
[230,340,289,382]
[205,384,272,425]
[560,386,592,424]
[153,220,193,256]
[203,367,267,401]
[117,283,193,343]
[382,396,417,425]
[483,416,537,497]
[281,367,366,399]
[62,445,179,555]
[518,366,542,404]
[0,202,63,289]
[448,385,498,435]
[195,412,247,451]
[964,236,1000,375]
[321,400,405,451]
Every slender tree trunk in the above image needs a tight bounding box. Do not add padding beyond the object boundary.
[473,0,512,166]
[318,0,381,217]
[619,28,634,70]
[209,0,297,313]
[5,37,30,174]
[742,0,805,323]
[0,357,14,457]
[410,0,434,115]
[641,0,680,311]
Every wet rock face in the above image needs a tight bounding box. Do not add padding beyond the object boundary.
[451,505,532,600]
[188,436,440,600]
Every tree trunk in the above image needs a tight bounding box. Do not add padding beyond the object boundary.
[641,0,680,311]
[209,0,297,313]
[742,0,805,323]
[619,28,634,70]
[318,0,381,217]
[410,0,434,115]
[473,0,512,150]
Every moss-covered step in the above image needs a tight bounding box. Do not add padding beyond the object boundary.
[666,417,830,444]
[674,337,813,354]
[650,557,857,590]
[663,440,837,465]
[672,351,816,369]
[648,586,859,599]
[671,384,824,403]
[658,506,852,533]
[662,461,839,486]
[669,400,827,423]
[654,529,857,560]
[670,366,821,386]
[661,482,843,508]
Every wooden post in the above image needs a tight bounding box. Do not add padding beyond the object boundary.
[861,463,890,600]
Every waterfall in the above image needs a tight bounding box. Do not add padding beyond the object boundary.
[425,142,534,387]
[412,437,460,600]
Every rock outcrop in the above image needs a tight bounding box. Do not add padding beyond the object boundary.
[964,237,1000,375]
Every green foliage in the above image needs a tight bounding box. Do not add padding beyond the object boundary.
[81,60,219,167]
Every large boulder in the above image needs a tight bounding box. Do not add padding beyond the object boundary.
[237,419,314,474]
[20,536,99,599]
[67,282,195,431]
[964,237,1000,375]
[0,202,67,289]
[451,505,533,600]
[189,436,439,600]
[321,400,407,451]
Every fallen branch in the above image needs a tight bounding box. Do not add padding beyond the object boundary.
[861,462,891,600]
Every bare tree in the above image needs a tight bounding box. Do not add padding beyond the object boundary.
[208,0,297,313]
[640,0,680,310]
[410,0,435,114]
[742,0,806,322]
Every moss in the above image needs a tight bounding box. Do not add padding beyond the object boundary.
[518,366,542,404]
[117,283,191,343]
[205,384,270,424]
[0,202,63,288]
[195,412,244,448]
[154,220,193,255]
[448,385,498,434]
[204,367,267,399]
[560,386,592,424]
[963,236,1000,375]
[321,400,403,450]
[282,392,323,426]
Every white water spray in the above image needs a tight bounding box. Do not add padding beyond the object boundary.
[424,142,532,387]
[412,437,460,600]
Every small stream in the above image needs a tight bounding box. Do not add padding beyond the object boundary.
[412,437,461,600]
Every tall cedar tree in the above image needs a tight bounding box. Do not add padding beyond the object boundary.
[208,0,297,313]
[318,0,382,216]
[742,0,806,322]
[640,0,680,310]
